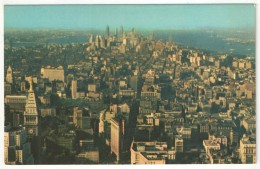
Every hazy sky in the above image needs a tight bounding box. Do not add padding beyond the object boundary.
[4,4,256,30]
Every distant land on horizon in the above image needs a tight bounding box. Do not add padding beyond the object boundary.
[4,27,255,57]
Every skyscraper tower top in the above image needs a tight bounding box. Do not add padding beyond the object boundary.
[106,25,110,38]
[89,34,94,43]
[29,77,33,92]
[115,27,118,37]
[120,26,124,36]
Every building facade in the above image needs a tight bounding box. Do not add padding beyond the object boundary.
[130,141,175,164]
[4,126,34,164]
[41,66,65,82]
[23,80,39,138]
[110,117,125,162]
[239,135,256,164]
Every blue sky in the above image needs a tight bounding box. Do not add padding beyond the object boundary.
[4,4,256,30]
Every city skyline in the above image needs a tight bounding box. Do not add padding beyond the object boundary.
[3,3,257,166]
[4,4,255,30]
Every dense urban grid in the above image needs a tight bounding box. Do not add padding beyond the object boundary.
[4,26,256,164]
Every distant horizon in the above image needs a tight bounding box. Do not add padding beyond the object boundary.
[4,5,256,31]
[4,26,256,33]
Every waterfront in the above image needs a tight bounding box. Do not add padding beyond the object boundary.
[12,29,255,56]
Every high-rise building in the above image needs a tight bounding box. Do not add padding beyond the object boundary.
[120,26,123,37]
[12,112,22,127]
[6,65,13,84]
[175,135,183,153]
[130,141,175,164]
[4,126,34,164]
[98,111,105,134]
[106,25,110,38]
[71,80,77,99]
[239,135,256,164]
[73,107,91,129]
[130,75,138,91]
[95,35,101,48]
[110,117,125,162]
[100,35,105,48]
[23,79,39,138]
[73,107,82,128]
[4,128,15,164]
[40,66,65,82]
[122,32,127,45]
[89,34,94,43]
[115,28,118,37]
[5,95,27,113]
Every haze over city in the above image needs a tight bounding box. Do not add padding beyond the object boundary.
[5,5,255,30]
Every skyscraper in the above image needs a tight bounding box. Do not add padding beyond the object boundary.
[89,34,94,43]
[239,135,256,163]
[120,26,124,38]
[175,135,183,153]
[4,126,34,164]
[73,107,91,129]
[71,80,77,99]
[130,75,138,92]
[106,25,110,38]
[23,79,39,138]
[98,112,104,134]
[100,35,105,48]
[95,35,101,48]
[110,117,125,162]
[115,28,118,37]
[73,107,82,128]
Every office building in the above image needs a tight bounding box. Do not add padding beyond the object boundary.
[239,135,256,164]
[4,126,34,164]
[73,107,92,129]
[23,79,39,138]
[71,80,78,99]
[106,25,110,38]
[5,95,27,113]
[130,141,175,164]
[110,117,125,162]
[40,66,65,82]
[175,135,183,153]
